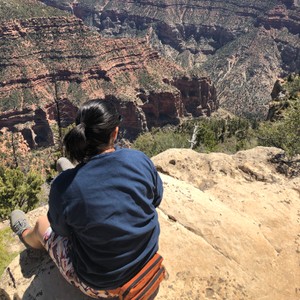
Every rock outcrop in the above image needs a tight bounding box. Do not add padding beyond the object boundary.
[266,73,300,121]
[40,0,300,118]
[256,4,300,34]
[1,146,299,299]
[0,14,217,148]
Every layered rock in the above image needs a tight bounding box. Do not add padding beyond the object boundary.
[0,107,54,148]
[40,0,279,56]
[1,146,299,299]
[256,5,300,34]
[39,0,300,118]
[0,15,217,151]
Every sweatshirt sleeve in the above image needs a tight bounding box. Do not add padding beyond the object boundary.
[47,177,71,237]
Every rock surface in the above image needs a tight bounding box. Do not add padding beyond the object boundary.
[1,146,300,299]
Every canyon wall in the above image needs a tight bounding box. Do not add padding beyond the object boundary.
[0,15,217,151]
[40,0,300,118]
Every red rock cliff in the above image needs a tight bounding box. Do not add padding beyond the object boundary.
[0,16,217,149]
[39,0,300,118]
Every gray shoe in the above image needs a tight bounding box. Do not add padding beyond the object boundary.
[10,209,31,236]
[56,157,75,172]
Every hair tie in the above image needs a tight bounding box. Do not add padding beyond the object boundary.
[77,122,86,130]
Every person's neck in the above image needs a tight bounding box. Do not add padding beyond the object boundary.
[100,146,115,154]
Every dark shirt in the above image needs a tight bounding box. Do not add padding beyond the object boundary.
[48,148,163,289]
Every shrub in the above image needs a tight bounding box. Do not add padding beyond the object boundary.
[132,116,256,156]
[132,129,190,157]
[258,101,300,158]
[0,227,19,276]
[196,123,218,151]
[0,166,43,221]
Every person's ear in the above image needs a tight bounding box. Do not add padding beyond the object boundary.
[111,126,119,142]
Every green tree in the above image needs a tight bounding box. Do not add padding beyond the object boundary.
[132,129,190,157]
[196,123,218,152]
[258,101,300,157]
[0,166,43,220]
[132,116,256,156]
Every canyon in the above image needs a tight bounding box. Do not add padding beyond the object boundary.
[0,9,217,153]
[0,0,299,161]
[0,2,299,299]
[40,0,300,118]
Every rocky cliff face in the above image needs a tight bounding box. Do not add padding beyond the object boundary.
[40,0,300,118]
[1,146,299,299]
[256,4,300,34]
[0,14,217,151]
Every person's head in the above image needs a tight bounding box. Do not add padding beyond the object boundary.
[64,99,121,163]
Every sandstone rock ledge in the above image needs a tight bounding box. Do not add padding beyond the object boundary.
[1,147,300,300]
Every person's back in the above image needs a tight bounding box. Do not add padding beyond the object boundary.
[49,148,163,289]
[10,99,165,299]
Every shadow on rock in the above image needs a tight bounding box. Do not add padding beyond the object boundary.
[19,249,95,300]
[0,288,11,300]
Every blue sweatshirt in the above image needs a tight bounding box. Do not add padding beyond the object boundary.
[47,148,163,289]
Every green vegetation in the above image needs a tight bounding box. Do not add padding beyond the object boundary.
[257,73,300,158]
[133,105,299,159]
[137,71,163,91]
[132,108,299,158]
[0,227,19,277]
[0,166,43,221]
[258,97,300,158]
[133,128,190,157]
[132,116,258,157]
[133,74,300,159]
[286,73,300,98]
[0,0,67,21]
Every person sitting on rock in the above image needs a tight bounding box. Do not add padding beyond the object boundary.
[10,99,165,299]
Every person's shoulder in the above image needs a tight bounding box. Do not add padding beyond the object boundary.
[51,165,81,191]
[116,148,149,160]
[115,148,156,170]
